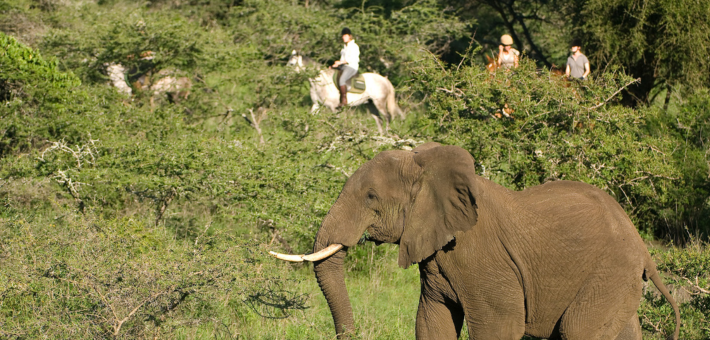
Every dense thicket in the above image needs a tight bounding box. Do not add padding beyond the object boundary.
[0,0,708,338]
[440,0,710,105]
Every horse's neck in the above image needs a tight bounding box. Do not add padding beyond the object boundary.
[315,68,334,81]
[301,56,320,67]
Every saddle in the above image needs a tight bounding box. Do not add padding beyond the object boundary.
[333,72,366,94]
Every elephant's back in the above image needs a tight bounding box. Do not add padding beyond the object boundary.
[514,180,644,252]
[516,180,637,237]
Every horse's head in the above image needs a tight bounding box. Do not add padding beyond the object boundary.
[485,54,498,73]
[550,64,566,77]
[287,50,304,72]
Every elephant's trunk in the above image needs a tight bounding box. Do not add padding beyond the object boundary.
[313,239,354,338]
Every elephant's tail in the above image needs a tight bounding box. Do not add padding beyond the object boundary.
[644,265,680,340]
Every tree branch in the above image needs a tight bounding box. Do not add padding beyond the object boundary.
[586,78,641,110]
[503,0,551,67]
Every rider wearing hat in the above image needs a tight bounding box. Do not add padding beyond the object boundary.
[498,34,519,69]
[332,27,360,108]
[565,40,590,81]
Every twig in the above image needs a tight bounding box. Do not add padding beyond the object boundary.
[586,78,640,110]
[681,275,710,294]
[155,188,176,227]
[39,138,99,169]
[436,87,464,97]
[617,184,633,207]
[421,48,447,74]
[456,32,477,73]
[642,314,665,335]
[113,291,169,336]
[243,108,267,145]
[194,222,212,247]
[634,171,679,180]
[53,170,90,201]
[220,108,234,125]
[269,229,294,254]
[322,163,351,178]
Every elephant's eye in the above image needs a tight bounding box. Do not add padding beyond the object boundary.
[366,190,378,202]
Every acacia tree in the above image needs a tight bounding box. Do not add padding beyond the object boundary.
[441,0,582,67]
[582,0,710,107]
[444,0,710,107]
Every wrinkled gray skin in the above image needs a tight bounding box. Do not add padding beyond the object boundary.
[312,142,680,340]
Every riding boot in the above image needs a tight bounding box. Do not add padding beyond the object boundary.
[337,85,348,108]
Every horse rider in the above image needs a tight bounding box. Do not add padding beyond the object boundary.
[565,40,590,81]
[498,34,519,69]
[331,27,360,108]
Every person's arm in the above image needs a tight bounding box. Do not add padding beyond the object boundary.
[332,46,346,67]
[352,44,360,65]
[583,62,590,79]
[565,64,571,77]
[497,47,505,66]
[514,54,519,68]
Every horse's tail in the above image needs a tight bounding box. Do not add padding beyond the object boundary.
[644,261,680,340]
[384,79,404,120]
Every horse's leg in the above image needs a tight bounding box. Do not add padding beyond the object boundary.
[372,115,385,135]
[310,102,320,114]
[373,99,392,135]
[366,101,385,135]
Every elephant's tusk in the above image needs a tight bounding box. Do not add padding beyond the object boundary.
[302,244,343,261]
[269,251,305,262]
[269,244,344,262]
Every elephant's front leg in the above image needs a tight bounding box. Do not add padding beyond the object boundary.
[416,260,464,340]
[416,293,464,340]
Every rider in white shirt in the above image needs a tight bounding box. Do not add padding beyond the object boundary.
[332,27,359,108]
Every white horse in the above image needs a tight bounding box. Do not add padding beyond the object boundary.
[288,50,404,135]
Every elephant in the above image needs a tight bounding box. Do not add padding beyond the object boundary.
[271,142,680,340]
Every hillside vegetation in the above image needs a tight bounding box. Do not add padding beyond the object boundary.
[0,0,708,339]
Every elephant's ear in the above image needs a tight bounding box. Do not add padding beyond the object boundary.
[398,145,480,268]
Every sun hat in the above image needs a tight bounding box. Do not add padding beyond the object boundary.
[501,34,513,46]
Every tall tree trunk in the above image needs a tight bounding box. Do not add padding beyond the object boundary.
[485,0,552,67]
[663,84,672,111]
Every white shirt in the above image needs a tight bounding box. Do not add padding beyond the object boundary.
[500,48,519,68]
[340,40,360,70]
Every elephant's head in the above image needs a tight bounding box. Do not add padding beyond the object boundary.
[270,143,480,337]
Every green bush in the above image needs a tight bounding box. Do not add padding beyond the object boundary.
[0,32,82,155]
[641,241,710,339]
[0,205,306,339]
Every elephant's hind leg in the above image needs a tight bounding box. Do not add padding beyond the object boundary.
[614,315,642,340]
[557,274,643,340]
